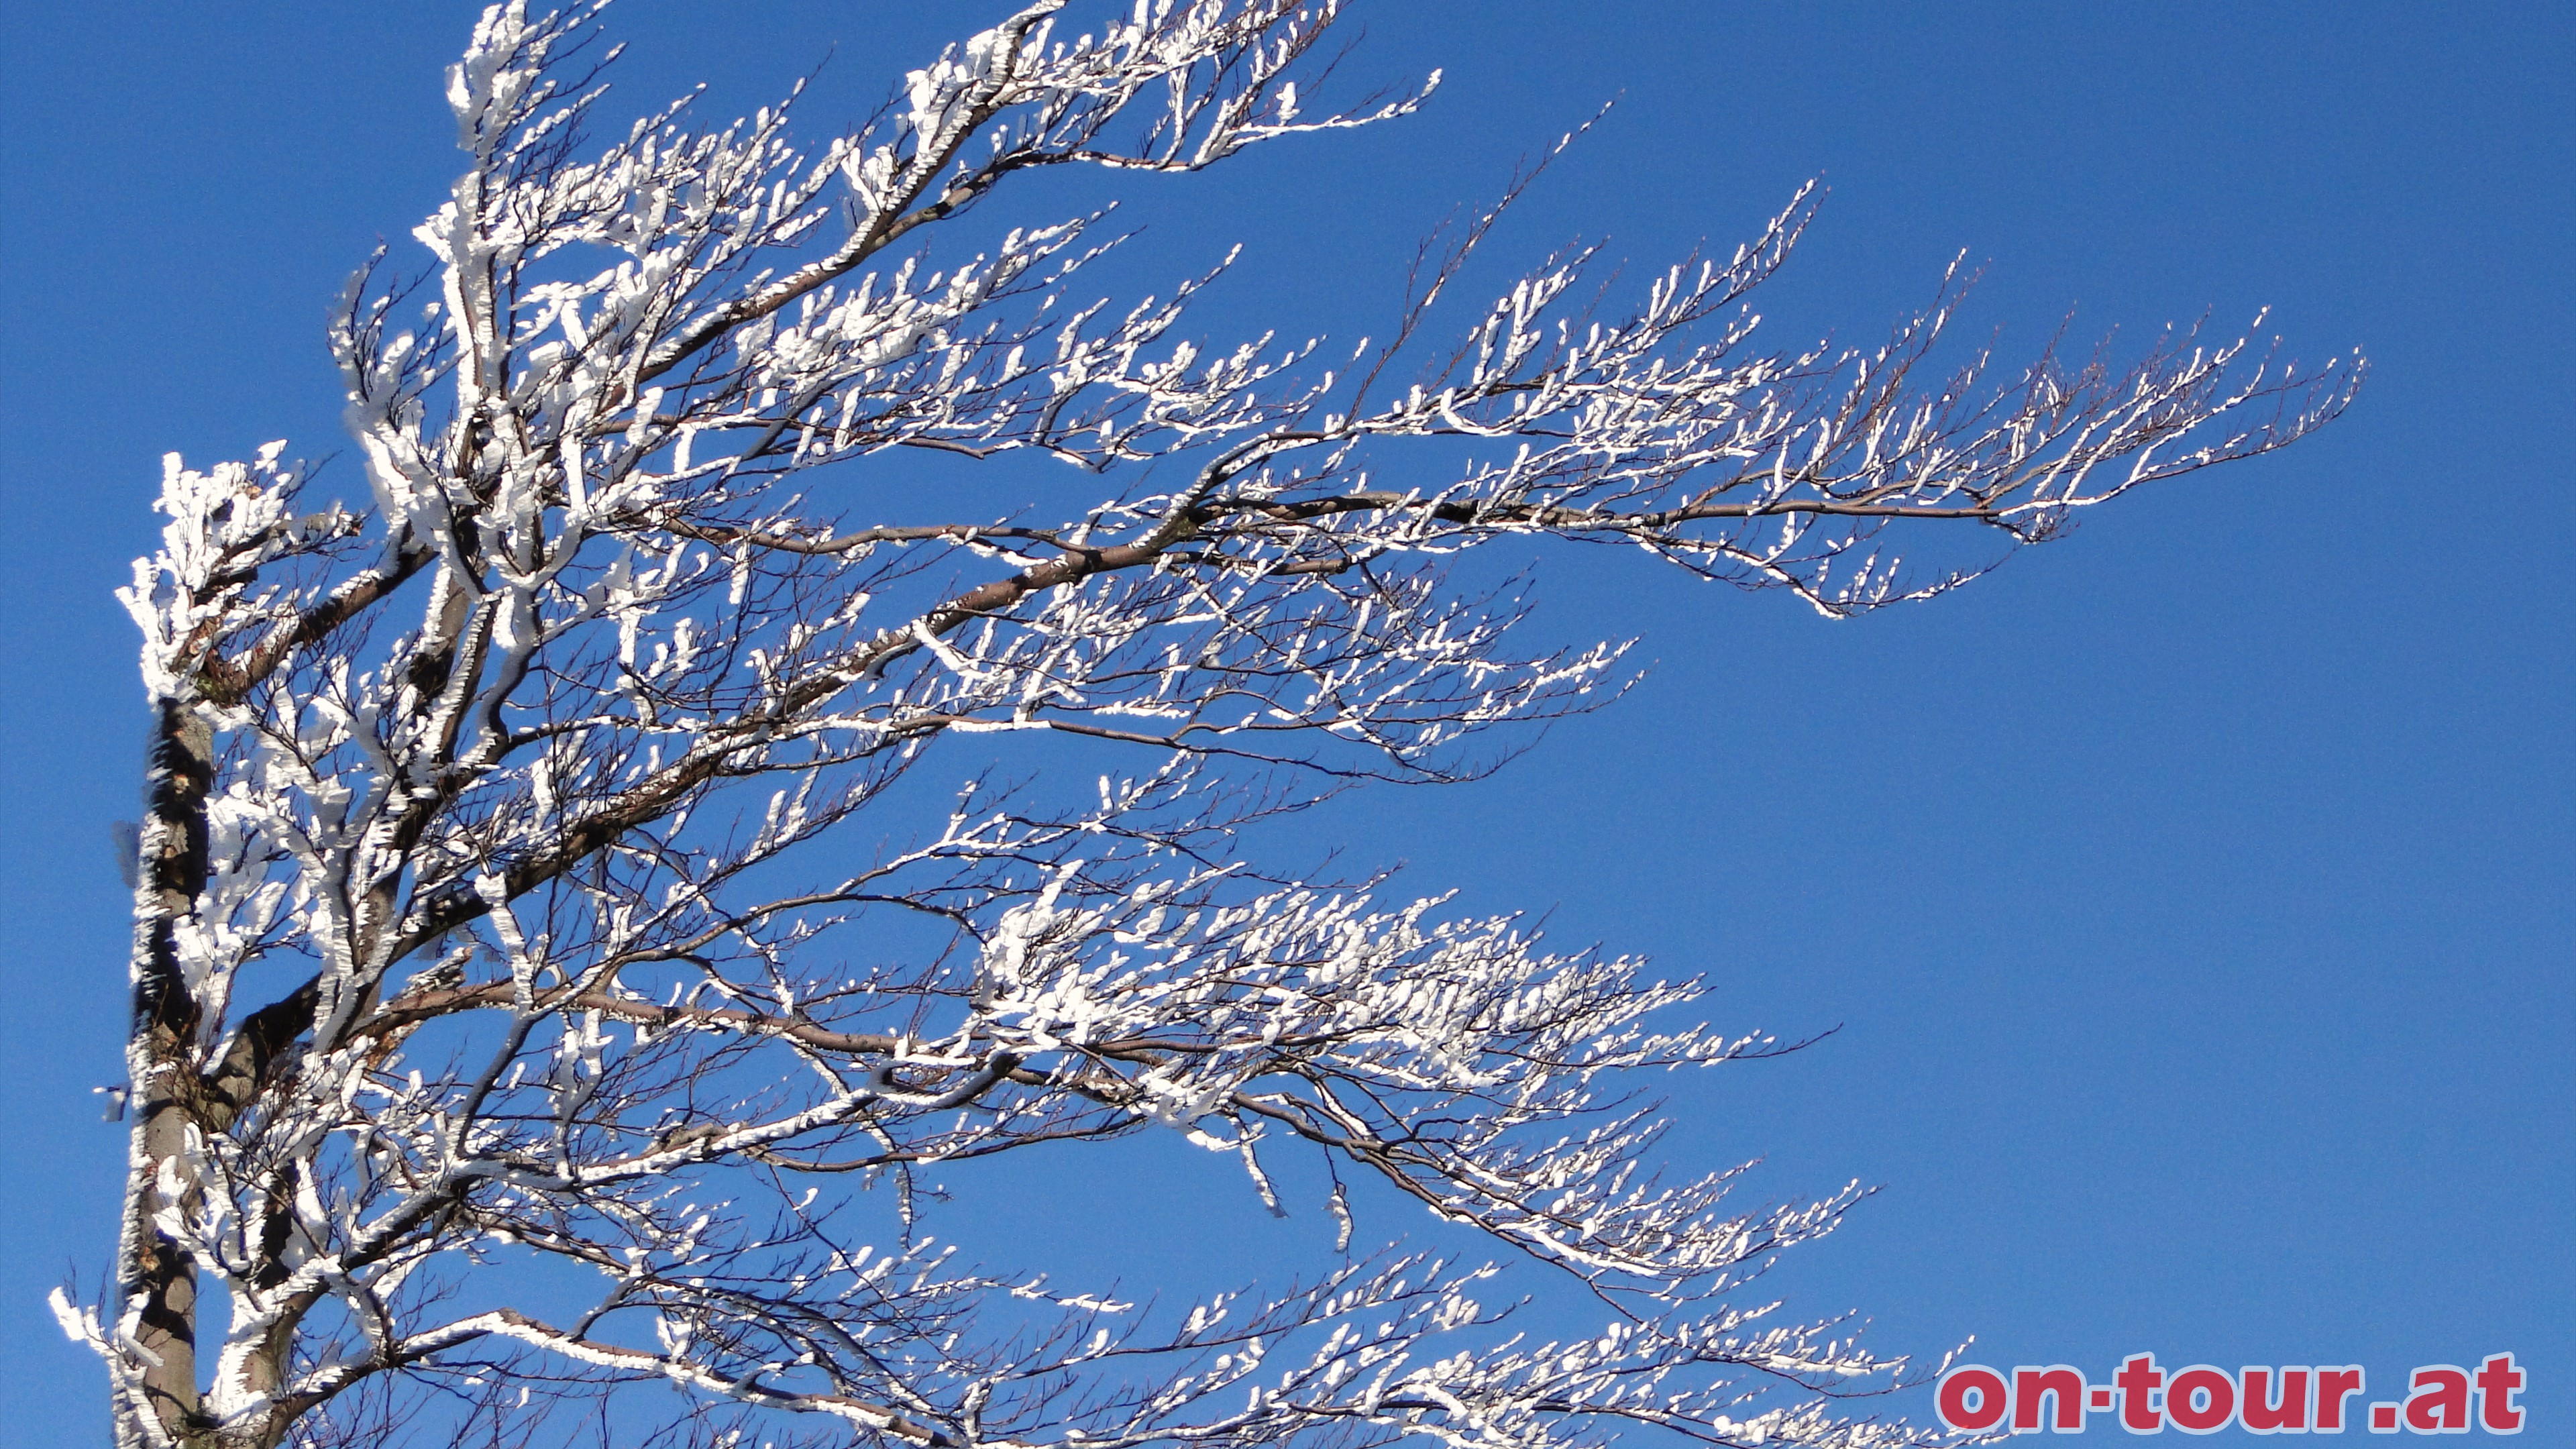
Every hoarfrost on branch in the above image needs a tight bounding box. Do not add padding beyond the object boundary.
[73,3,2356,1446]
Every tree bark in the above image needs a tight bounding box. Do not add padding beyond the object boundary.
[124,700,210,1444]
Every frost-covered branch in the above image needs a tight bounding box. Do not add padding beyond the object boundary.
[79,3,2352,1446]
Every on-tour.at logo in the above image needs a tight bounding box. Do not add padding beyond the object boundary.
[1935,1352,2526,1435]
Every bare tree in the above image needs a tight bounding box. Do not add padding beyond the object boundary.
[60,3,2358,1446]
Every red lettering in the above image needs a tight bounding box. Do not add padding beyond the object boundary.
[2241,1366,2308,1433]
[2116,1354,2167,1434]
[2475,1354,2524,1434]
[1939,1366,2009,1434]
[2168,1366,2237,1434]
[2314,1366,2365,1432]
[2015,1366,2087,1432]
[2404,1366,2470,1434]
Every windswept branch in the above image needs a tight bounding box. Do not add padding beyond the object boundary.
[78,3,2353,1447]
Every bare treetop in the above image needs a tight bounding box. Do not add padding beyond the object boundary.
[68,3,2357,1446]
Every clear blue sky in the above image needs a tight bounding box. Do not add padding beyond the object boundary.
[2,3,2568,1442]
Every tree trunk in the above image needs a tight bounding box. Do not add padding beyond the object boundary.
[123,700,210,1445]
